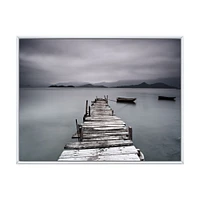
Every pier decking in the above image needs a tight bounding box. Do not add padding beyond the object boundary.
[58,97,144,162]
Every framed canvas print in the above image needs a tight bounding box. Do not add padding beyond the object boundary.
[17,37,182,163]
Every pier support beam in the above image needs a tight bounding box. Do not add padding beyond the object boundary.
[89,106,91,117]
[85,100,88,116]
[79,126,83,142]
[128,126,133,140]
[75,119,78,133]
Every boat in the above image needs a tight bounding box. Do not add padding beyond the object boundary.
[158,96,176,101]
[116,97,136,103]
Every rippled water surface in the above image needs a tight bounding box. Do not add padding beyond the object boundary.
[19,88,181,161]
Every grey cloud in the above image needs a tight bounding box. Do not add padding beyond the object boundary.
[19,38,181,86]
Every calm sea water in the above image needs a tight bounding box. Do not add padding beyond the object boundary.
[19,88,181,162]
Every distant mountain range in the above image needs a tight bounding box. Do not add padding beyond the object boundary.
[20,77,181,88]
[116,82,176,88]
[49,82,177,89]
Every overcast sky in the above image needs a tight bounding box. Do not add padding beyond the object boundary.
[19,38,181,86]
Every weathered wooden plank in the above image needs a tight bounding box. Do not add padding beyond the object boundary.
[83,124,125,127]
[91,112,112,115]
[84,119,123,122]
[83,132,129,138]
[60,146,138,158]
[59,146,139,161]
[91,109,111,111]
[82,129,128,134]
[82,135,128,142]
[59,97,144,162]
[58,154,140,161]
[85,116,121,120]
[82,124,126,128]
[91,104,108,107]
[91,108,109,110]
[64,139,133,149]
[73,131,128,138]
[91,113,112,116]
[83,121,125,125]
[82,126,126,130]
[92,127,127,130]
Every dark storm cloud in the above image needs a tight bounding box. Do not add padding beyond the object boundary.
[19,38,181,86]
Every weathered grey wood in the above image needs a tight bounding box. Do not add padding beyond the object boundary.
[59,146,140,161]
[82,135,128,142]
[59,154,140,161]
[85,116,121,120]
[82,129,128,134]
[85,100,88,115]
[75,119,78,135]
[79,126,83,142]
[82,121,126,126]
[92,127,127,130]
[91,112,112,114]
[89,106,91,116]
[64,139,133,149]
[82,126,126,130]
[128,126,133,140]
[61,97,144,162]
[82,130,127,136]
[91,113,113,116]
[58,154,140,161]
[85,119,124,123]
[82,132,129,138]
[84,120,122,123]
[60,146,138,158]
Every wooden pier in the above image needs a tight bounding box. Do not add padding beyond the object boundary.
[58,97,144,162]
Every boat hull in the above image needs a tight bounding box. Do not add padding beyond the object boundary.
[158,96,176,101]
[117,97,136,103]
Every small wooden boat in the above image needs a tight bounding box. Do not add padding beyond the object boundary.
[116,97,136,103]
[158,96,176,101]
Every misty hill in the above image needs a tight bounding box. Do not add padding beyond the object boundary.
[116,82,176,88]
[94,77,180,88]
[55,81,90,87]
[78,84,107,88]
[49,85,74,88]
[48,82,176,89]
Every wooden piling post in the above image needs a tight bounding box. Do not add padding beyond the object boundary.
[75,119,79,141]
[128,126,133,140]
[137,149,141,157]
[85,100,88,115]
[89,106,91,116]
[75,119,78,132]
[83,114,86,122]
[79,126,83,142]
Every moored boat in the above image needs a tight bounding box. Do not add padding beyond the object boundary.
[158,96,176,101]
[116,97,136,103]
